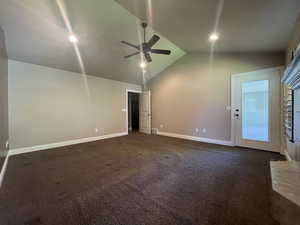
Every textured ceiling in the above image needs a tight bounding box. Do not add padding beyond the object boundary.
[116,0,300,53]
[0,0,185,84]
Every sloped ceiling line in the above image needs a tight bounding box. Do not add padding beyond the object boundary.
[0,0,186,85]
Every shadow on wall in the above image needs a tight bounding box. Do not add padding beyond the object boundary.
[0,27,9,174]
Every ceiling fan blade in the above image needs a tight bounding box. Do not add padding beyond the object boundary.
[124,52,140,58]
[147,35,160,48]
[121,41,140,50]
[151,49,171,55]
[144,52,152,63]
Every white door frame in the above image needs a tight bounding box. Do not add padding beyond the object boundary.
[126,89,142,134]
[230,66,284,149]
[139,90,152,134]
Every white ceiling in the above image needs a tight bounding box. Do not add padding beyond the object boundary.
[0,0,185,84]
[116,0,300,52]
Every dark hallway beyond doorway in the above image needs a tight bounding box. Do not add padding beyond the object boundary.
[128,92,139,132]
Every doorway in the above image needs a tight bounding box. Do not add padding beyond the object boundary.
[126,90,151,134]
[231,67,282,152]
[128,92,140,132]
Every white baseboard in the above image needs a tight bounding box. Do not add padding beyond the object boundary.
[0,153,9,188]
[9,132,128,156]
[157,131,233,146]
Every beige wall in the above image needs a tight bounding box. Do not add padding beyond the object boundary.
[0,27,8,170]
[9,60,141,149]
[148,52,284,142]
[285,14,300,162]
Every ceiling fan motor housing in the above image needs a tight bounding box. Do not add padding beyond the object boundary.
[142,43,151,53]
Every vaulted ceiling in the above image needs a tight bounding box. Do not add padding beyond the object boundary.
[0,0,185,84]
[1,0,300,85]
[116,0,300,52]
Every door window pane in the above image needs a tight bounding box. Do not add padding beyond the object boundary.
[242,80,269,141]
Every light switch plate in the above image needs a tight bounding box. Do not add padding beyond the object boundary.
[226,106,231,111]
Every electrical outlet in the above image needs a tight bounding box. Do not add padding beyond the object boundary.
[160,124,164,128]
[195,128,199,133]
[122,108,126,112]
[202,128,207,133]
[95,128,99,133]
[226,106,231,111]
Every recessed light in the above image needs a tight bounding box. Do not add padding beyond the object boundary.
[69,34,78,43]
[140,62,147,69]
[209,33,219,42]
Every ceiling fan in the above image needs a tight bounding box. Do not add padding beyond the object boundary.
[121,22,171,63]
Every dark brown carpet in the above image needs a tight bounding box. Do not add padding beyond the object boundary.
[0,133,284,225]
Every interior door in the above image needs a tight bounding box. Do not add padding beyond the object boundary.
[139,91,151,134]
[231,68,281,152]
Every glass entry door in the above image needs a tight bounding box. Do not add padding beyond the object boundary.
[231,68,281,152]
[242,80,269,142]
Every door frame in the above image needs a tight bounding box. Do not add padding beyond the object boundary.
[230,66,284,149]
[139,90,152,134]
[126,89,142,134]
